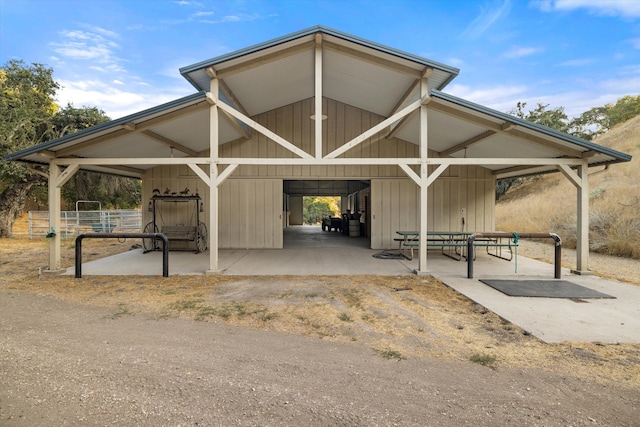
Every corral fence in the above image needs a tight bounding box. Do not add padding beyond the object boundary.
[28,209,142,239]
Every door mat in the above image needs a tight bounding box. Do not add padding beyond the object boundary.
[479,279,616,299]
[372,251,405,260]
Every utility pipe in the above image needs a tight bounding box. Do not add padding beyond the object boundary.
[75,233,169,278]
[467,232,561,279]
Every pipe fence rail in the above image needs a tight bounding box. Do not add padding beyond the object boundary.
[28,209,142,239]
[75,233,169,278]
[467,232,562,279]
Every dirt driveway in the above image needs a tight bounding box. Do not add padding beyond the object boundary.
[1,239,639,426]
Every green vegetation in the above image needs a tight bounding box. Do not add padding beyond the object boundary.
[166,298,276,322]
[3,59,637,246]
[303,196,340,224]
[338,312,353,322]
[470,353,497,368]
[104,303,134,319]
[0,60,140,237]
[497,95,640,200]
[509,95,640,141]
[376,348,406,361]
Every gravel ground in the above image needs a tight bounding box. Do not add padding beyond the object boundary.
[515,240,640,286]
[1,238,639,426]
[1,289,639,426]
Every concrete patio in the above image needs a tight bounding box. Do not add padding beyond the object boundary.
[68,226,640,344]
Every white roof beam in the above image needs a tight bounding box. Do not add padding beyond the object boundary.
[55,129,131,157]
[140,130,200,157]
[216,40,316,79]
[50,156,585,167]
[429,102,584,158]
[210,94,314,159]
[216,75,252,140]
[385,70,433,139]
[325,97,423,159]
[439,130,497,157]
[323,40,422,78]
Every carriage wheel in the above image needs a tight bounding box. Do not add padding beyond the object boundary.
[196,222,208,253]
[142,222,159,252]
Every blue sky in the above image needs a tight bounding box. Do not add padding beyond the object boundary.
[1,0,639,120]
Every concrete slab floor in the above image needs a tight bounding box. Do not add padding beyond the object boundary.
[67,226,640,344]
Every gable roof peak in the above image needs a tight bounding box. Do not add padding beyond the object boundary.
[179,25,459,92]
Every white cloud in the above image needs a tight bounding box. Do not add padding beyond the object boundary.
[173,1,203,6]
[56,78,192,119]
[52,42,113,61]
[629,38,640,49]
[445,56,465,68]
[51,28,122,67]
[503,46,544,59]
[461,0,512,39]
[87,26,120,40]
[199,13,261,24]
[534,0,640,18]
[448,68,639,119]
[193,11,214,17]
[557,58,597,67]
[446,83,528,112]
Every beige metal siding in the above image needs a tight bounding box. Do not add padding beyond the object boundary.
[371,171,495,249]
[144,167,283,249]
[371,179,419,249]
[219,98,419,178]
[143,98,496,252]
[142,164,209,230]
[219,179,283,249]
[289,196,303,225]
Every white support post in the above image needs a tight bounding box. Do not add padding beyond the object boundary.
[315,34,323,159]
[418,163,429,275]
[47,162,63,272]
[572,161,591,275]
[207,75,220,274]
[417,75,430,275]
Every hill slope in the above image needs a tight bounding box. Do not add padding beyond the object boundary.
[496,115,640,258]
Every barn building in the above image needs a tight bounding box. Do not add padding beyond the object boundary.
[6,26,632,275]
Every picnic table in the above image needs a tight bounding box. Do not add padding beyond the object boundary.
[395,231,517,261]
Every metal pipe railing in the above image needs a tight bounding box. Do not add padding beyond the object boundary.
[75,233,169,278]
[467,232,561,279]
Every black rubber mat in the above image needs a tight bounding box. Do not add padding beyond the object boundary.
[479,279,616,299]
[372,251,405,260]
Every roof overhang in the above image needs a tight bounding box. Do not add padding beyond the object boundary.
[391,90,631,179]
[180,25,459,118]
[5,92,221,178]
[5,26,631,180]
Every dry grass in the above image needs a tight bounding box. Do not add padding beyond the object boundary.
[1,237,639,390]
[497,115,640,259]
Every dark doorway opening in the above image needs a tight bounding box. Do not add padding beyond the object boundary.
[283,180,370,249]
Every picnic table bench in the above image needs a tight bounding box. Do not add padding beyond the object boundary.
[395,231,518,261]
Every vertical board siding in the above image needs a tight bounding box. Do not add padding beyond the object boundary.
[218,178,283,249]
[144,98,497,252]
[143,164,210,231]
[371,175,495,250]
[219,97,419,178]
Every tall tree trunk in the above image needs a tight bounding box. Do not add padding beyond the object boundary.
[0,178,41,237]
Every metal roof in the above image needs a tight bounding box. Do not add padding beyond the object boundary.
[5,26,631,180]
